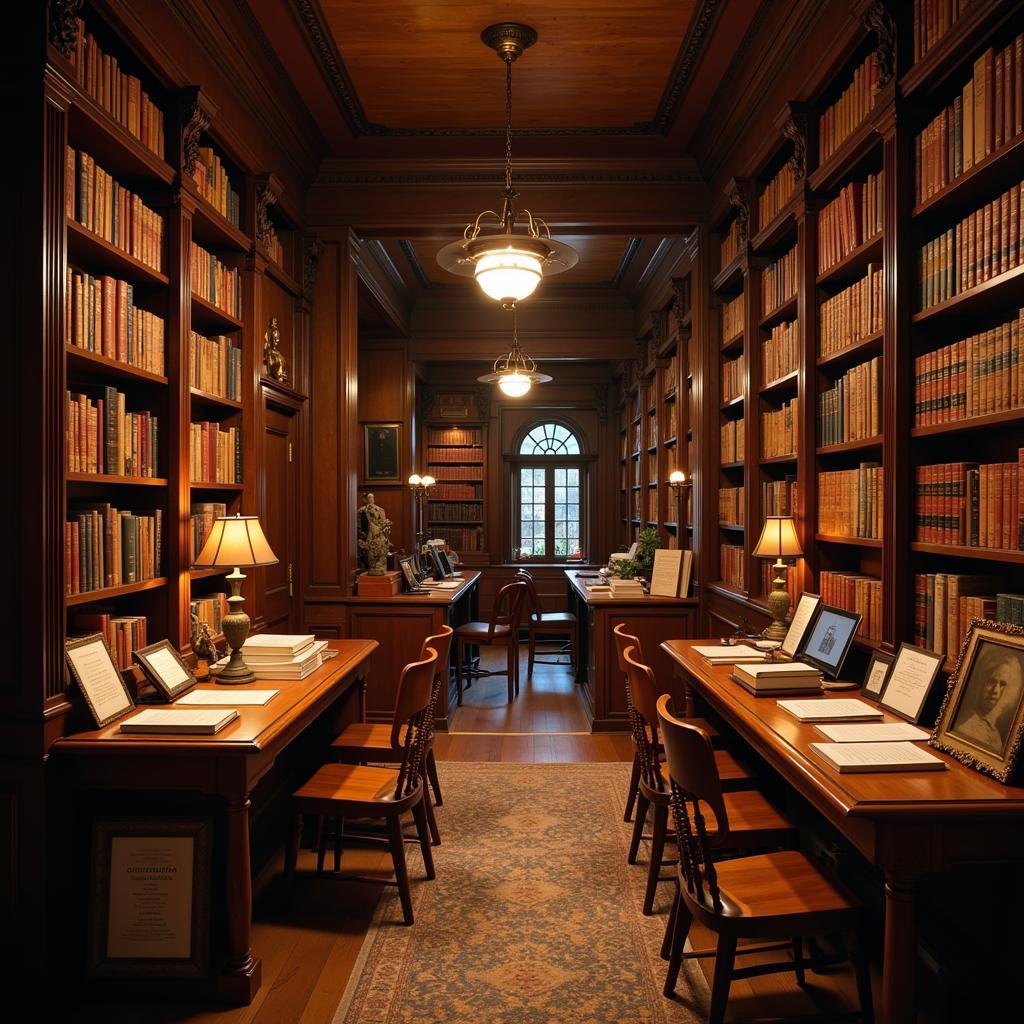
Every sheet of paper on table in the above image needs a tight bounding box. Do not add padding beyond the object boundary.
[177,689,279,706]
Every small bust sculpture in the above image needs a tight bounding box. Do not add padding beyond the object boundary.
[190,614,218,680]
[358,491,392,575]
[264,315,289,383]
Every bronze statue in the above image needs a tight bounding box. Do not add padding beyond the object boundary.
[358,492,392,575]
[190,613,218,681]
[264,315,289,383]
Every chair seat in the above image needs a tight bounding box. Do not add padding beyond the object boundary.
[531,611,576,625]
[455,621,513,641]
[707,790,796,840]
[331,722,404,754]
[294,763,404,806]
[660,749,753,788]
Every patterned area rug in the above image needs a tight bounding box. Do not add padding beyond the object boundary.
[332,762,708,1024]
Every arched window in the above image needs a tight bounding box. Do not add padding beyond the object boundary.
[511,421,587,561]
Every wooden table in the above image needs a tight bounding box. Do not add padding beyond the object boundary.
[565,570,698,730]
[339,571,480,729]
[52,639,377,1004]
[661,639,1024,1024]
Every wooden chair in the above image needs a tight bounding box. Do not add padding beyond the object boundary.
[454,580,526,704]
[284,648,439,926]
[657,693,873,1022]
[515,569,577,676]
[622,645,772,916]
[612,623,720,823]
[329,625,452,845]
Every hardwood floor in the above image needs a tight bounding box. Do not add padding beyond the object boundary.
[60,645,875,1024]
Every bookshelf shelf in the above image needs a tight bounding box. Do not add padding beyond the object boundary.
[190,481,245,492]
[815,533,882,549]
[911,409,1024,439]
[758,294,797,330]
[65,345,167,386]
[815,435,883,455]
[721,395,744,412]
[66,219,168,286]
[721,331,745,354]
[910,543,1024,566]
[808,114,882,195]
[190,567,227,580]
[751,201,797,254]
[816,331,883,370]
[264,256,301,296]
[721,460,745,470]
[720,523,745,532]
[189,195,250,253]
[66,576,168,607]
[190,292,243,332]
[911,264,1024,325]
[759,370,798,398]
[663,436,678,447]
[759,454,797,466]
[712,254,744,295]
[66,472,167,487]
[815,233,883,288]
[189,387,243,412]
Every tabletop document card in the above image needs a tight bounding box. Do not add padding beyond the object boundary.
[693,644,767,664]
[177,689,278,706]
[120,708,239,734]
[777,698,883,722]
[814,722,931,743]
[650,549,682,597]
[809,741,946,772]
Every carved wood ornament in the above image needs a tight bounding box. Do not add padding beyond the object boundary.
[49,0,83,58]
[861,0,896,88]
[302,234,324,297]
[592,384,609,422]
[179,88,212,179]
[255,175,282,248]
[724,178,749,247]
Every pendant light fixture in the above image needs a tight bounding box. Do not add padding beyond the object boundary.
[436,23,578,304]
[478,302,551,397]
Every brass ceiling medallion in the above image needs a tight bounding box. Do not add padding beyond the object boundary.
[477,302,552,397]
[436,22,578,304]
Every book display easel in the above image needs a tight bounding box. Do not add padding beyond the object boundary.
[700,0,1024,671]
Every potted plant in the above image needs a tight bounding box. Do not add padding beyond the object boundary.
[634,527,662,580]
[610,558,640,580]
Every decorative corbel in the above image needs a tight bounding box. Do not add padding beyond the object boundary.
[724,177,751,247]
[48,0,83,58]
[671,278,692,338]
[473,386,491,420]
[255,173,283,249]
[177,87,218,180]
[592,384,609,423]
[774,102,810,185]
[860,0,896,88]
[302,233,324,298]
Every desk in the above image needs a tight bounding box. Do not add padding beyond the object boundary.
[565,571,698,730]
[661,639,1024,1024]
[339,571,479,729]
[53,639,376,1004]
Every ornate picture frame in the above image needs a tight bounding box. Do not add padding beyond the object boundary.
[363,422,402,482]
[930,619,1024,783]
[878,643,944,724]
[133,639,196,701]
[65,633,134,728]
[860,649,893,703]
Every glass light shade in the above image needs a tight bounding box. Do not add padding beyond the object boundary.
[497,372,532,397]
[753,515,803,559]
[421,475,436,487]
[474,249,543,303]
[408,473,422,486]
[193,514,279,568]
[669,470,687,485]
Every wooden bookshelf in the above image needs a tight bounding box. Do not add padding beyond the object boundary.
[424,420,488,563]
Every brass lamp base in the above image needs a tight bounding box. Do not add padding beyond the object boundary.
[216,568,255,685]
[761,559,792,642]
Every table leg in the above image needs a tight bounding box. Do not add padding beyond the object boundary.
[218,795,261,1004]
[882,871,917,1024]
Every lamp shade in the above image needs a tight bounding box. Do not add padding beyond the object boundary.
[752,516,802,559]
[193,514,278,568]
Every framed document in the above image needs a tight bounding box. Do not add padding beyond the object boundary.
[797,604,861,679]
[781,592,822,659]
[89,817,211,978]
[650,549,683,597]
[65,633,134,727]
[133,639,195,701]
[861,649,894,703]
[398,555,422,592]
[879,643,944,724]
[363,422,401,482]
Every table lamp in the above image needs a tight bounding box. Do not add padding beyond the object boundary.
[752,515,802,641]
[193,514,279,684]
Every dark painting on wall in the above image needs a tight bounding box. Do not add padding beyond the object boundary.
[363,423,401,482]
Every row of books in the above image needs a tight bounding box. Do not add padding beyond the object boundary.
[432,527,483,551]
[427,501,483,522]
[818,54,882,165]
[817,172,883,274]
[914,458,1022,549]
[65,505,162,595]
[818,463,883,539]
[631,457,642,487]
[913,309,1023,425]
[647,450,658,483]
[914,572,1002,664]
[818,263,883,357]
[820,570,882,643]
[648,411,659,448]
[189,331,242,401]
[190,146,240,228]
[663,353,679,397]
[761,397,797,459]
[761,562,797,613]
[69,612,148,672]
[65,148,164,273]
[718,486,745,525]
[65,268,164,375]
[190,243,241,318]
[722,292,744,343]
[646,488,658,522]
[915,37,1024,204]
[720,218,743,271]
[912,0,976,64]
[721,417,745,463]
[722,354,745,403]
[263,226,284,267]
[817,356,881,447]
[223,634,327,680]
[761,246,797,317]
[919,177,1023,310]
[66,19,165,158]
[190,501,227,561]
[665,401,679,440]
[191,594,228,635]
[426,446,483,464]
[66,388,159,478]
[758,162,796,229]
[762,476,797,516]
[762,319,798,384]
[430,483,482,500]
[720,544,744,590]
[189,422,242,485]
[426,464,485,482]
[427,428,482,445]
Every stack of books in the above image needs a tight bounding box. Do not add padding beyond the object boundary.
[609,577,645,597]
[731,661,823,695]
[229,634,327,680]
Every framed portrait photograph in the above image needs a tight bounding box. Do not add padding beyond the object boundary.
[797,604,861,679]
[89,817,211,978]
[878,643,944,723]
[861,649,894,702]
[133,639,195,701]
[931,619,1024,782]
[398,554,422,592]
[363,423,401,482]
[65,633,135,728]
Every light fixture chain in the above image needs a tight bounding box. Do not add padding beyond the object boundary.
[504,56,514,197]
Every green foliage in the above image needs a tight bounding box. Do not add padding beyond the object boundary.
[635,527,662,568]
[611,558,640,579]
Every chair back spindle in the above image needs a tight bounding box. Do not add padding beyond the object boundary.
[490,581,527,641]
[419,624,453,741]
[515,570,544,621]
[622,645,664,792]
[390,648,439,799]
